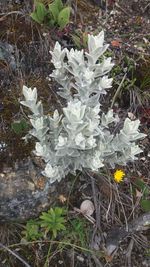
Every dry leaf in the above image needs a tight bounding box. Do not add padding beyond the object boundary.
[36,177,46,189]
[136,189,143,198]
[58,194,67,203]
[80,200,95,216]
[105,254,114,263]
[143,37,149,44]
[111,40,121,47]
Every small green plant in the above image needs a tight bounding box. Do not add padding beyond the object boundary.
[40,207,66,238]
[124,56,136,73]
[140,72,150,90]
[59,217,90,250]
[11,118,28,135]
[71,29,88,49]
[22,220,43,241]
[69,218,89,247]
[31,0,71,29]
[22,207,66,241]
[110,55,138,106]
[30,2,47,24]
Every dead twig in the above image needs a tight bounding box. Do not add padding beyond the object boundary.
[90,176,101,230]
[73,207,95,224]
[115,184,129,232]
[142,2,150,14]
[91,253,104,267]
[0,11,24,21]
[105,212,150,257]
[105,178,113,223]
[125,238,134,267]
[84,171,105,254]
[0,242,31,267]
[115,3,131,16]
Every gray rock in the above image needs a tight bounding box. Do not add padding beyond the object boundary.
[0,42,17,71]
[0,157,70,222]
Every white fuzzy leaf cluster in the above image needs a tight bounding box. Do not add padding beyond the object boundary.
[20,31,146,184]
[50,31,113,104]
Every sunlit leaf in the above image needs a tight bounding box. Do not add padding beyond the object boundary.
[31,2,47,24]
[49,2,59,21]
[58,7,71,29]
[141,199,150,212]
[36,2,47,22]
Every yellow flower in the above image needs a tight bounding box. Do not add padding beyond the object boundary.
[113,169,125,183]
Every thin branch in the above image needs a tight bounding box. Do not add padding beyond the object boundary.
[0,242,31,267]
[91,253,104,267]
[0,11,24,21]
[125,239,134,267]
[111,73,127,108]
[115,3,131,16]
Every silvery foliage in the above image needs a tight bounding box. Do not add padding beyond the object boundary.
[20,31,146,184]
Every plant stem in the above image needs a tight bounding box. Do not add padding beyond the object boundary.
[44,237,53,267]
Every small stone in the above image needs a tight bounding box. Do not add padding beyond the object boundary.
[77,255,84,262]
[80,200,95,216]
[58,260,63,264]
[27,182,35,191]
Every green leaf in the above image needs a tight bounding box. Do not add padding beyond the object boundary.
[49,0,63,13]
[31,2,47,24]
[135,179,149,198]
[71,34,81,49]
[55,0,64,11]
[48,1,60,21]
[11,119,28,135]
[30,12,41,24]
[57,7,71,29]
[82,32,88,48]
[48,0,64,22]
[36,2,47,22]
[22,220,42,241]
[39,207,66,238]
[140,199,150,212]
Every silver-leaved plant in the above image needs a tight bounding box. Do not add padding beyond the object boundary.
[20,31,146,184]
